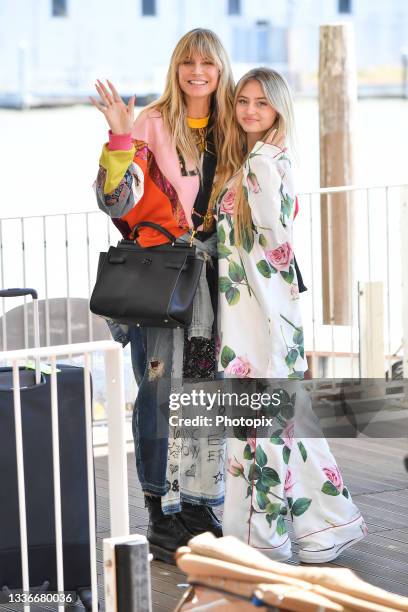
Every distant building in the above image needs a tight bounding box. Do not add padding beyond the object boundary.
[0,0,407,106]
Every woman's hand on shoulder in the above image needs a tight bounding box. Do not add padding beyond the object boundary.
[90,79,135,135]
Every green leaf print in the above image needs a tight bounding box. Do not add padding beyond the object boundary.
[228,261,245,283]
[218,244,232,259]
[248,464,261,482]
[270,429,284,445]
[256,478,270,494]
[219,277,232,292]
[293,328,304,346]
[342,487,349,498]
[282,445,291,465]
[299,346,305,359]
[243,184,249,202]
[241,228,254,253]
[221,345,236,368]
[217,242,232,259]
[246,485,252,499]
[265,502,280,519]
[321,481,341,496]
[280,265,295,284]
[285,348,299,368]
[288,371,305,380]
[280,193,294,221]
[281,402,295,420]
[297,441,307,462]
[243,443,254,460]
[255,445,267,468]
[261,467,281,487]
[276,515,288,536]
[259,233,268,247]
[266,513,274,527]
[256,259,272,278]
[275,389,290,404]
[291,498,312,517]
[256,490,268,510]
[226,286,240,305]
[264,402,281,418]
[229,227,235,245]
[286,496,293,509]
[217,225,226,244]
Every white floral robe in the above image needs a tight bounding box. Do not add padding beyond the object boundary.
[216,142,366,558]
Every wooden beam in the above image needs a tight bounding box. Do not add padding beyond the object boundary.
[358,281,385,378]
[319,23,357,325]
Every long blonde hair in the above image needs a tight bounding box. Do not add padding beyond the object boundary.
[144,29,235,172]
[215,68,296,245]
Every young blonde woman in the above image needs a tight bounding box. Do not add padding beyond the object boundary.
[215,68,367,562]
[91,29,234,563]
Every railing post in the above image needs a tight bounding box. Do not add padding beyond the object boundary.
[358,281,385,378]
[105,345,129,537]
[401,186,408,377]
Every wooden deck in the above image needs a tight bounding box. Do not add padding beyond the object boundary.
[96,437,408,612]
[1,437,407,611]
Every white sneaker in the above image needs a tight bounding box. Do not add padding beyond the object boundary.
[254,538,293,562]
[298,519,368,564]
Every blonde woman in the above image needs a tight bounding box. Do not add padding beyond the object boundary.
[91,29,234,563]
[215,68,367,562]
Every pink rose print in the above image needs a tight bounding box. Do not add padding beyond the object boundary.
[265,242,293,272]
[225,356,252,378]
[247,172,261,193]
[228,457,244,477]
[220,190,235,214]
[284,468,295,493]
[282,421,294,449]
[323,466,344,492]
[290,283,299,299]
[247,431,256,453]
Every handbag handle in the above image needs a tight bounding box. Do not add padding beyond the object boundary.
[132,222,177,244]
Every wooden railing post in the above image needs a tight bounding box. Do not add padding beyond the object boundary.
[319,23,357,325]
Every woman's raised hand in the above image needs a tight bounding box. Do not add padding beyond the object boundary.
[264,128,285,149]
[90,80,135,135]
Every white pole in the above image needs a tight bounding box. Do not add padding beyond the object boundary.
[401,186,408,377]
[105,347,129,536]
[50,356,65,612]
[12,362,30,612]
[84,352,99,612]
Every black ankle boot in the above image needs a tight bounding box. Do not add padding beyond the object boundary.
[179,503,223,538]
[145,495,192,564]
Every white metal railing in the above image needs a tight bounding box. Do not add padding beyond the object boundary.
[297,183,407,378]
[0,183,407,379]
[0,340,129,612]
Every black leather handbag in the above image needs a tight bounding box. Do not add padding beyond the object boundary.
[90,222,203,327]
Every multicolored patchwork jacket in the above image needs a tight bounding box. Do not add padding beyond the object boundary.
[95,110,203,247]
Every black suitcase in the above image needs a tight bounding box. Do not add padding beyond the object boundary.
[0,288,95,609]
